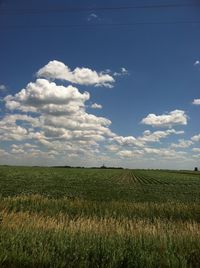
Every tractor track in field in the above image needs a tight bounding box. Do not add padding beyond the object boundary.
[137,176,154,184]
[130,173,138,183]
[131,173,195,186]
[136,176,149,184]
[130,172,172,185]
[130,172,159,185]
[111,172,197,186]
[144,177,168,185]
[111,171,133,185]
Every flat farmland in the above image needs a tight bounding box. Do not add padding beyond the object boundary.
[0,166,200,267]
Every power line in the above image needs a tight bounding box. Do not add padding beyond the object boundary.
[0,3,200,15]
[1,20,200,30]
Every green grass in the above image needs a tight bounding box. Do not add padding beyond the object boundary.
[0,166,200,267]
[0,166,200,202]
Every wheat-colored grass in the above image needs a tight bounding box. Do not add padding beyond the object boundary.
[0,194,200,267]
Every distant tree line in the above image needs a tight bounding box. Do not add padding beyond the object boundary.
[53,165,123,169]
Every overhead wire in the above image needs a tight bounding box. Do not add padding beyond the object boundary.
[0,2,199,30]
[0,2,200,15]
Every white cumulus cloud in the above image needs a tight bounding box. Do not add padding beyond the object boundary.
[91,103,102,109]
[110,129,184,149]
[37,60,115,88]
[139,129,184,143]
[0,84,7,91]
[141,110,188,128]
[171,139,193,148]
[87,13,99,21]
[112,135,144,147]
[192,99,200,105]
[113,67,129,77]
[143,147,187,159]
[191,134,200,142]
[192,148,200,153]
[0,60,197,168]
[117,150,144,158]
[4,79,90,115]
[194,60,200,66]
[2,75,115,158]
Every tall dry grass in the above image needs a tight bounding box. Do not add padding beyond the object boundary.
[0,195,200,267]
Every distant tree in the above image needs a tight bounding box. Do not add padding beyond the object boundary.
[100,164,107,169]
[194,167,198,172]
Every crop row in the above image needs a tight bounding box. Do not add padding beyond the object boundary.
[125,172,199,186]
[112,172,172,185]
[130,173,175,185]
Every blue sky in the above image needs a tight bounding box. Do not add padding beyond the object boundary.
[0,0,200,168]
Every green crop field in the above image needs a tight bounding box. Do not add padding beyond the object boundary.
[0,166,200,267]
